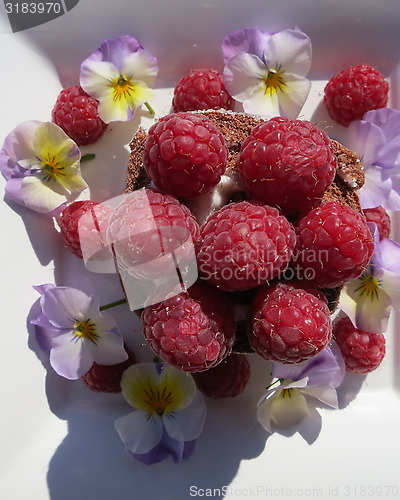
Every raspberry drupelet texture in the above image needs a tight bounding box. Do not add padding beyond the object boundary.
[142,281,236,372]
[193,353,251,398]
[196,200,296,291]
[294,201,374,289]
[363,205,391,240]
[107,188,200,280]
[324,65,389,126]
[82,348,136,393]
[52,85,107,145]
[172,69,235,112]
[333,316,386,373]
[237,117,337,216]
[249,281,332,364]
[143,112,228,199]
[58,200,113,259]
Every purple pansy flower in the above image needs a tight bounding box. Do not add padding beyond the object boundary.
[339,224,400,333]
[31,285,127,379]
[347,108,400,210]
[0,121,86,215]
[80,35,158,123]
[222,28,312,118]
[115,362,206,465]
[257,345,345,432]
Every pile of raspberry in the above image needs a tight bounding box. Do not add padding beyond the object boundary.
[133,106,376,396]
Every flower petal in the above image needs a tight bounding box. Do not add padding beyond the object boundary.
[120,363,160,410]
[223,52,267,102]
[273,346,344,388]
[85,326,127,365]
[115,410,163,455]
[159,364,197,410]
[222,27,270,63]
[380,269,400,308]
[84,35,143,71]
[339,277,392,333]
[20,176,70,213]
[41,287,95,328]
[364,108,400,144]
[163,391,206,442]
[347,120,384,169]
[49,330,93,379]
[258,388,310,431]
[130,430,194,465]
[303,385,339,408]
[358,167,394,210]
[0,120,42,172]
[274,73,311,119]
[121,49,158,87]
[264,29,312,76]
[80,60,120,100]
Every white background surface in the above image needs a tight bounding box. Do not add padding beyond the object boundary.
[1,1,400,499]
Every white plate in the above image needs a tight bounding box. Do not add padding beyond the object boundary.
[1,2,400,499]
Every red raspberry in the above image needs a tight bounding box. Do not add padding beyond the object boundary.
[197,201,296,291]
[142,281,236,372]
[107,188,200,281]
[58,200,113,259]
[52,85,107,145]
[237,117,337,216]
[249,281,332,364]
[193,353,251,398]
[363,205,391,240]
[82,349,136,393]
[333,316,386,373]
[324,65,389,126]
[172,69,235,112]
[294,201,374,288]
[143,112,228,198]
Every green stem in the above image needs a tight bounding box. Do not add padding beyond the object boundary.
[81,153,96,163]
[144,101,155,116]
[99,298,128,312]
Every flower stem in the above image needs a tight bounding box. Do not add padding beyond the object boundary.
[81,153,96,162]
[144,101,155,115]
[99,298,128,311]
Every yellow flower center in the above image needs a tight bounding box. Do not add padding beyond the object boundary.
[111,75,135,101]
[41,154,65,182]
[262,69,286,95]
[73,319,98,343]
[280,388,295,398]
[354,273,381,301]
[141,380,176,416]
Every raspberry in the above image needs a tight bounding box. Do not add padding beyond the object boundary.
[324,65,389,126]
[333,316,386,373]
[193,353,251,398]
[82,348,136,393]
[107,188,200,281]
[363,205,391,240]
[52,85,107,145]
[237,117,337,215]
[249,281,332,364]
[142,281,236,372]
[172,69,235,112]
[58,200,113,259]
[197,201,296,291]
[143,112,228,198]
[294,201,374,288]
